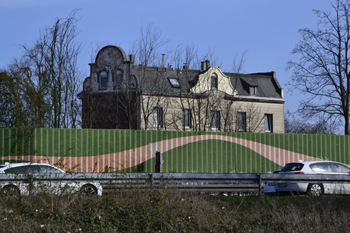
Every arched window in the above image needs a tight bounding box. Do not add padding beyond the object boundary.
[211,74,218,90]
[99,71,108,89]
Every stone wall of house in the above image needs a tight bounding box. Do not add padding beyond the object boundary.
[81,45,285,133]
[140,94,284,133]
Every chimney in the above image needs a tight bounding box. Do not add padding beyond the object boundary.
[129,54,135,65]
[205,60,210,68]
[162,54,165,67]
[201,61,206,71]
[183,63,189,70]
[271,71,276,78]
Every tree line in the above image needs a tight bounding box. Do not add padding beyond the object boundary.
[0,10,82,128]
[2,0,350,135]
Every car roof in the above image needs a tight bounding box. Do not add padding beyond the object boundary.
[0,162,65,172]
[286,160,343,165]
[1,162,50,167]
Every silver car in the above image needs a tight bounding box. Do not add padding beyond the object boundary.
[0,162,102,197]
[275,160,350,196]
[263,170,280,195]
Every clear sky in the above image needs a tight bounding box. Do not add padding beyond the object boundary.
[0,0,334,114]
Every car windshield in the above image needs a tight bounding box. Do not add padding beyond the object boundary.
[281,163,304,172]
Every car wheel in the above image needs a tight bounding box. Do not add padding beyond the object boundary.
[307,183,324,196]
[0,185,20,199]
[79,184,98,196]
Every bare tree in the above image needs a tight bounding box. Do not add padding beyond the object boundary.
[231,51,248,74]
[0,68,32,128]
[130,24,170,130]
[285,112,340,134]
[1,9,84,128]
[201,46,223,69]
[287,0,350,135]
[130,23,169,67]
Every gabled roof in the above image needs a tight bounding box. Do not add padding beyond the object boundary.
[81,45,284,102]
[226,72,283,98]
[136,66,283,100]
[135,66,200,95]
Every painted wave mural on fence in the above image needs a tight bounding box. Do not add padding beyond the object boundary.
[1,134,322,173]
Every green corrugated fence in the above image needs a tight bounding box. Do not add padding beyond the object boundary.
[1,128,350,173]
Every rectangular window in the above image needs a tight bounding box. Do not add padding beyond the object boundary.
[211,111,220,130]
[153,107,163,128]
[183,109,191,128]
[114,70,123,88]
[265,114,273,133]
[250,87,256,95]
[100,71,108,89]
[237,112,246,132]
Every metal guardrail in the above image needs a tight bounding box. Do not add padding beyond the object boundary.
[1,173,350,195]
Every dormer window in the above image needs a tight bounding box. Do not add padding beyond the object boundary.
[168,78,180,88]
[99,71,108,89]
[250,86,256,96]
[211,74,218,90]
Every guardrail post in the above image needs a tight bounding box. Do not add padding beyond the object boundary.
[155,151,161,173]
[25,174,35,196]
[150,173,153,189]
[257,173,261,196]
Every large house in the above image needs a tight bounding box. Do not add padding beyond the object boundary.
[80,45,285,133]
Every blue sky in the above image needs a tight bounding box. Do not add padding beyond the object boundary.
[0,0,334,113]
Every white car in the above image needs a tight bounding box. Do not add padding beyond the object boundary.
[275,160,350,196]
[263,170,280,195]
[0,162,102,197]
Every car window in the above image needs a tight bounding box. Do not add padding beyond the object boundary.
[332,163,350,173]
[38,165,62,173]
[310,163,333,172]
[281,163,304,172]
[4,165,39,174]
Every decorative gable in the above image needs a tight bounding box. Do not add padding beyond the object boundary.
[95,46,127,68]
[190,66,238,95]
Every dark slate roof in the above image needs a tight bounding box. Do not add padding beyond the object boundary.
[137,67,200,95]
[136,66,283,99]
[225,72,282,98]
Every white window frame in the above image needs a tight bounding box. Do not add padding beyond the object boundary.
[211,111,220,130]
[183,109,191,128]
[153,107,163,128]
[237,112,246,132]
[265,114,273,133]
